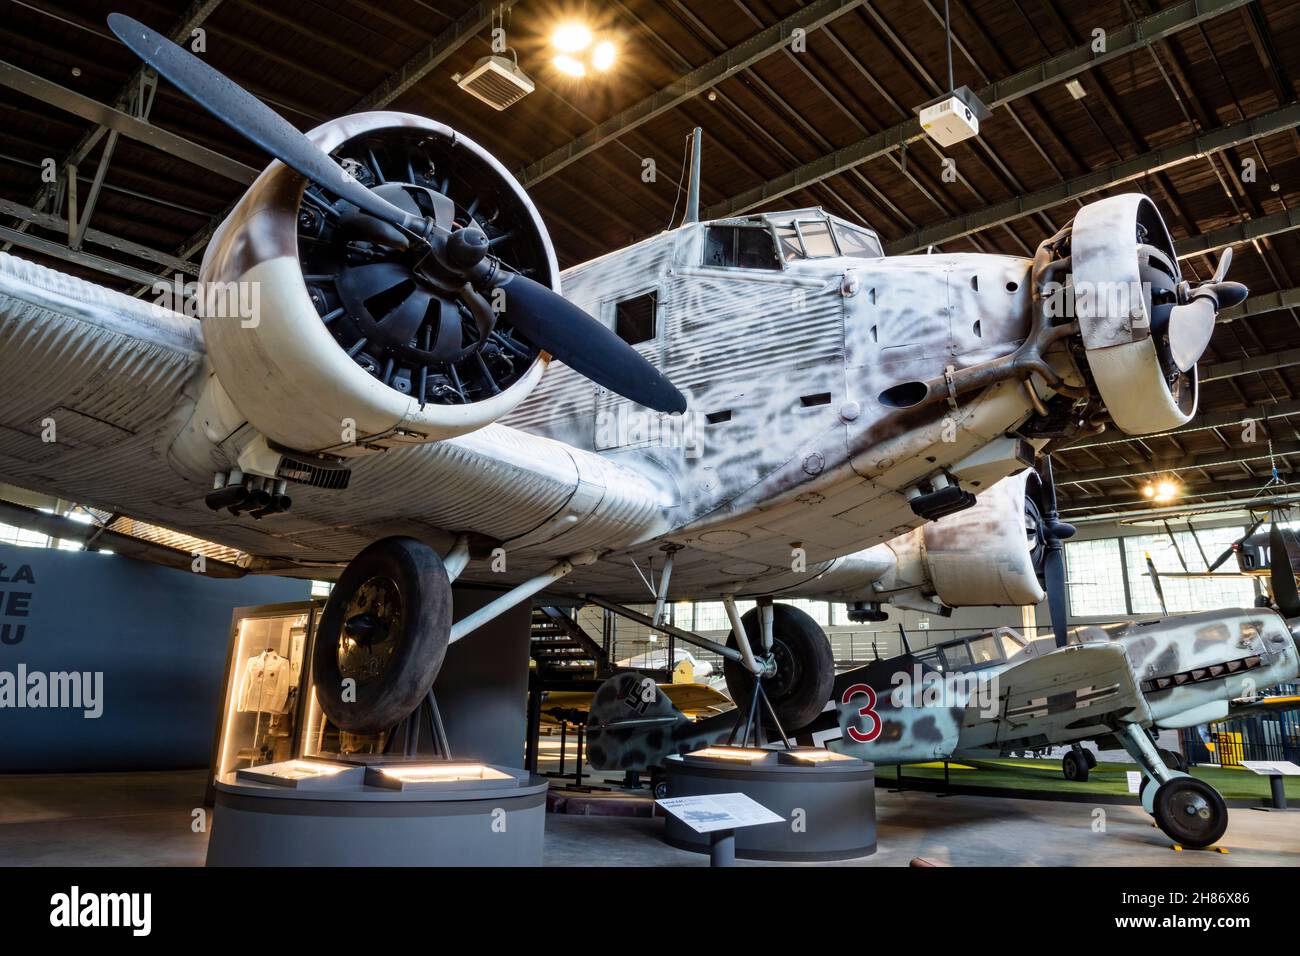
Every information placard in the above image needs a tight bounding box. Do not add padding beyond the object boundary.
[655,792,784,833]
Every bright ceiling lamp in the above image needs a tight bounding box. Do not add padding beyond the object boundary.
[549,20,618,76]
[552,23,592,53]
[1143,479,1180,503]
[553,53,586,77]
[592,40,616,71]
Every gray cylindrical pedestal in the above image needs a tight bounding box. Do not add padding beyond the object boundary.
[207,765,547,866]
[663,753,876,861]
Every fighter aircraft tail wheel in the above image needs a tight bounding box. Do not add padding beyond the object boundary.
[312,536,452,735]
[1062,750,1090,782]
[1152,777,1228,849]
[1159,747,1188,773]
[724,604,834,732]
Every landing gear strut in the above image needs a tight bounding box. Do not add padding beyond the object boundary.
[723,602,835,734]
[1062,745,1092,782]
[1119,723,1227,848]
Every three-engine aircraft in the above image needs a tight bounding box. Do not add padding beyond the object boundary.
[0,16,1248,748]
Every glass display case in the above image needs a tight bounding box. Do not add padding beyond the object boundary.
[209,602,319,791]
[208,598,418,799]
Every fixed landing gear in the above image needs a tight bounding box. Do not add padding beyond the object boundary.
[1061,744,1094,782]
[1119,724,1227,849]
[722,602,835,734]
[312,536,452,735]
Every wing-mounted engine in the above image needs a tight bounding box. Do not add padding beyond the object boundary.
[818,469,1046,614]
[200,112,557,460]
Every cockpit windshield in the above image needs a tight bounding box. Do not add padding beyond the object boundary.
[767,211,883,262]
[702,210,883,269]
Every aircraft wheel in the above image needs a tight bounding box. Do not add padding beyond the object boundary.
[1062,750,1090,782]
[312,536,452,735]
[1152,777,1228,849]
[649,767,669,800]
[724,604,834,732]
[1083,748,1098,769]
[1159,747,1187,772]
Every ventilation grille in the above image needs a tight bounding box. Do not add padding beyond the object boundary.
[276,456,351,490]
[457,56,534,111]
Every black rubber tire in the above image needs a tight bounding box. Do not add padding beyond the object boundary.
[1083,748,1098,769]
[724,603,834,733]
[1062,750,1090,782]
[312,536,451,735]
[1159,747,1188,772]
[1152,777,1228,849]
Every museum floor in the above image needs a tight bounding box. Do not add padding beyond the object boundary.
[2,769,1297,867]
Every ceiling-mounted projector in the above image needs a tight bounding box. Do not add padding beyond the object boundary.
[915,85,992,147]
[456,55,534,111]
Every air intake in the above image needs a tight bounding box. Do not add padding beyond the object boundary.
[457,55,534,111]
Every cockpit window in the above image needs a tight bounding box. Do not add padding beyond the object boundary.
[775,224,803,261]
[797,220,838,258]
[833,223,884,259]
[968,635,1004,665]
[703,226,781,270]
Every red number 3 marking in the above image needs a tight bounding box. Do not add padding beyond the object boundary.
[842,683,881,743]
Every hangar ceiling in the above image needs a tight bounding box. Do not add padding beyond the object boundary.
[2,0,1299,521]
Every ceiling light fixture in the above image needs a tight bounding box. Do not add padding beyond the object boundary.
[548,20,619,77]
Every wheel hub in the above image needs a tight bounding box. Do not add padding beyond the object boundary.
[338,575,404,688]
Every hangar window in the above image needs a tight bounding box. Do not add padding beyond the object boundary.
[703,225,781,270]
[1122,529,1255,615]
[614,291,657,345]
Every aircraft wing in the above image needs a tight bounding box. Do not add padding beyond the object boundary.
[660,682,734,717]
[540,683,732,722]
[0,254,671,580]
[995,643,1151,749]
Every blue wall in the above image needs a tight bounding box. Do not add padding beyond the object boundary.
[0,543,309,771]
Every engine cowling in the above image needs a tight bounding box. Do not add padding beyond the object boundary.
[818,470,1046,609]
[1069,194,1197,435]
[199,112,557,457]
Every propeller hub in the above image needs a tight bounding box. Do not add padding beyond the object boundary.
[444,226,490,271]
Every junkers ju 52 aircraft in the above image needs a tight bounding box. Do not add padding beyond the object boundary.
[0,17,1250,770]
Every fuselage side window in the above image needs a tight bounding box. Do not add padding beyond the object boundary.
[614,291,657,345]
[704,225,781,270]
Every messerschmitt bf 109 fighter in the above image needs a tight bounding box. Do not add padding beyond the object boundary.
[817,527,1300,851]
[0,18,1247,746]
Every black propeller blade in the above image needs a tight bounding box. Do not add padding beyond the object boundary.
[107,14,419,234]
[106,13,688,415]
[1207,514,1263,572]
[1038,455,1076,648]
[1268,520,1300,618]
[1144,552,1169,616]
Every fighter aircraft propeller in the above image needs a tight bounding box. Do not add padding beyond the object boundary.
[106,13,687,415]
